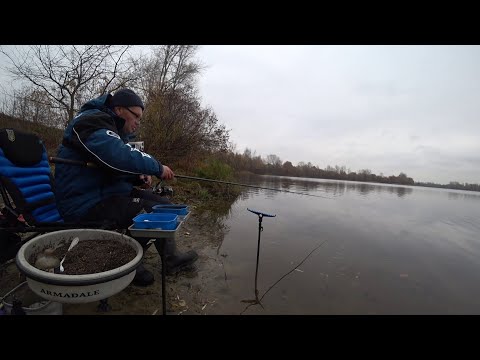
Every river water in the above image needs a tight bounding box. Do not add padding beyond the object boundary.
[208,175,480,314]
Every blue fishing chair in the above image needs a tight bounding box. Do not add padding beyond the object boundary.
[0,127,61,263]
[0,128,62,225]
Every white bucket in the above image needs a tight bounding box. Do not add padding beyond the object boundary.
[2,281,63,315]
[16,229,143,304]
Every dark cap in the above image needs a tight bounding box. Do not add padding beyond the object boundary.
[110,88,144,110]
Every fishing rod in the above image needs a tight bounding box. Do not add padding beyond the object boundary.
[48,157,332,199]
[49,157,97,168]
[174,175,332,199]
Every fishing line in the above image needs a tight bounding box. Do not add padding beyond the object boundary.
[239,213,328,315]
[175,174,337,199]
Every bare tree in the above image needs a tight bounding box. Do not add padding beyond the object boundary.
[0,45,139,126]
[266,154,282,167]
[139,90,230,166]
[136,45,231,169]
[139,45,203,102]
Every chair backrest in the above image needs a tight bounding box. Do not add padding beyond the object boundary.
[0,128,63,224]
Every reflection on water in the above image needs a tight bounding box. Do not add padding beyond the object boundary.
[447,190,480,201]
[238,174,414,199]
[202,174,480,315]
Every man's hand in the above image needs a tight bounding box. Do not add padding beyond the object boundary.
[160,165,174,180]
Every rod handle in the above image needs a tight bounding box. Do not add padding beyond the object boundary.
[48,156,97,168]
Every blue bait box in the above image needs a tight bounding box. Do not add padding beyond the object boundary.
[132,213,178,230]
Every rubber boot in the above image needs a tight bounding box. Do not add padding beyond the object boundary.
[132,242,155,286]
[155,238,198,275]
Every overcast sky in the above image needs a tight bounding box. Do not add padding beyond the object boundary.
[195,45,480,184]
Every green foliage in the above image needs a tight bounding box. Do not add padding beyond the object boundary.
[172,156,242,208]
[193,158,240,200]
[195,158,234,181]
[197,188,211,200]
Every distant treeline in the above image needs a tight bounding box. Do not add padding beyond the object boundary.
[415,181,480,192]
[216,148,480,192]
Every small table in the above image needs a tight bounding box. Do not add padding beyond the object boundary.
[128,212,190,315]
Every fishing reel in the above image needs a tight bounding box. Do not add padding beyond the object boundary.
[152,182,174,197]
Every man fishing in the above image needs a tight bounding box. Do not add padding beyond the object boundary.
[54,88,198,286]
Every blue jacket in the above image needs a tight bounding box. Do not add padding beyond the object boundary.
[54,94,163,221]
